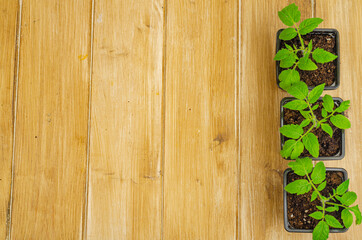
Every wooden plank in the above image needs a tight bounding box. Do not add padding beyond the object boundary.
[317,1,362,239]
[0,0,18,239]
[239,1,313,239]
[10,0,91,238]
[86,0,164,239]
[164,1,239,239]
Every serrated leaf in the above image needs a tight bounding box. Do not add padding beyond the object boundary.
[312,104,319,110]
[331,114,351,129]
[312,48,338,63]
[301,119,311,127]
[325,215,343,228]
[274,49,292,61]
[308,83,325,104]
[308,40,313,52]
[290,141,304,159]
[337,179,349,195]
[325,207,338,212]
[280,28,298,40]
[322,108,328,118]
[281,139,296,158]
[309,211,323,220]
[285,43,293,51]
[311,162,326,184]
[303,132,320,158]
[285,179,311,195]
[288,157,313,176]
[335,100,350,113]
[341,192,357,206]
[286,81,309,99]
[300,110,311,119]
[279,69,300,84]
[284,100,309,110]
[321,124,333,138]
[280,54,297,68]
[313,221,329,240]
[311,191,318,202]
[317,181,327,191]
[280,124,303,139]
[322,95,334,112]
[298,55,318,70]
[342,209,353,228]
[349,205,362,225]
[299,18,323,35]
[316,205,324,211]
[278,3,301,26]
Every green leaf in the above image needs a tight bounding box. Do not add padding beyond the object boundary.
[286,81,309,100]
[280,54,297,68]
[300,110,311,119]
[303,132,320,158]
[322,95,334,112]
[312,104,319,110]
[331,114,351,129]
[280,124,303,139]
[316,205,324,211]
[279,69,300,86]
[341,192,357,206]
[311,191,318,202]
[317,181,327,191]
[325,215,343,228]
[308,83,325,104]
[312,48,338,63]
[308,40,313,52]
[298,55,318,70]
[349,205,362,225]
[274,49,292,61]
[278,3,301,26]
[309,211,323,220]
[288,157,313,176]
[322,108,328,118]
[311,162,326,184]
[281,139,296,158]
[325,207,338,212]
[299,18,323,35]
[335,100,350,113]
[284,100,309,110]
[321,124,333,138]
[285,179,311,195]
[301,119,311,127]
[337,179,349,195]
[279,28,298,40]
[342,209,353,228]
[285,43,293,51]
[313,221,329,240]
[290,141,304,159]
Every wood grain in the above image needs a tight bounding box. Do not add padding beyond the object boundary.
[164,0,239,239]
[317,0,362,239]
[239,1,313,239]
[10,0,91,238]
[86,0,164,239]
[0,1,18,239]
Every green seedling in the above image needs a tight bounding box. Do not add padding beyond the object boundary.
[275,3,338,89]
[285,158,361,240]
[281,82,350,159]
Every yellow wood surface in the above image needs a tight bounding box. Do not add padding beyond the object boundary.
[0,0,361,239]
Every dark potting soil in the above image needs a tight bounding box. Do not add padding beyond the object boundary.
[283,101,342,157]
[287,171,345,229]
[280,32,337,87]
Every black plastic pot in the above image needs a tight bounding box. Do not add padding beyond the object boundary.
[276,28,340,90]
[280,97,345,160]
[283,168,348,233]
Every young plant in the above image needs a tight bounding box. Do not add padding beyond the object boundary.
[274,3,338,89]
[280,82,351,159]
[285,157,362,240]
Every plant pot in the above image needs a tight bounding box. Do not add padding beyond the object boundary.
[280,97,345,160]
[276,28,340,90]
[283,168,348,233]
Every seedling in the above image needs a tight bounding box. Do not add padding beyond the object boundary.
[281,82,350,159]
[275,3,338,89]
[285,158,361,240]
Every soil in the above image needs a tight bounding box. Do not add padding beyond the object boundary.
[283,100,342,157]
[279,32,337,87]
[287,171,345,230]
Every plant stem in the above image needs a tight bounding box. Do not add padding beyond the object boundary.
[294,24,305,50]
[325,202,347,209]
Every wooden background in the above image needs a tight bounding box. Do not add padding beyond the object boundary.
[0,0,361,239]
